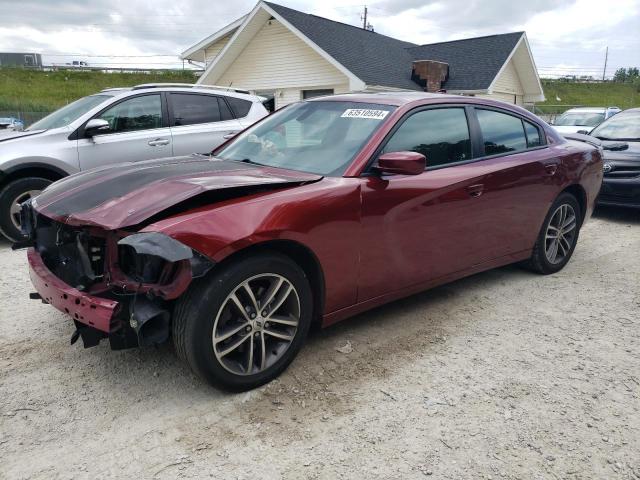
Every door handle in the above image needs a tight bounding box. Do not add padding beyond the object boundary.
[544,163,558,176]
[466,184,484,198]
[222,131,239,140]
[148,138,169,146]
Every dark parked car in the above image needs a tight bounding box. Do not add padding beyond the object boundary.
[589,108,640,208]
[19,92,603,391]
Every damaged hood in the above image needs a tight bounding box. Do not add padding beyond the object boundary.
[33,155,322,229]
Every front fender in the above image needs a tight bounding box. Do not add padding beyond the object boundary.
[142,177,363,314]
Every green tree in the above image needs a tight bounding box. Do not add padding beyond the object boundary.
[614,68,628,82]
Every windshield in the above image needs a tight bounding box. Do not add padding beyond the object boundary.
[554,112,605,127]
[590,110,640,141]
[216,101,396,176]
[27,94,113,130]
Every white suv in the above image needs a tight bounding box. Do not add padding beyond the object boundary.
[0,83,268,241]
[552,106,621,135]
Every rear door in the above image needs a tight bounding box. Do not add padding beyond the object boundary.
[77,93,172,170]
[168,93,243,155]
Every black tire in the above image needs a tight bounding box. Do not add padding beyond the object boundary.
[172,252,312,391]
[525,192,582,274]
[0,177,52,242]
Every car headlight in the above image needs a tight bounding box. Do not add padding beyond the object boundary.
[117,232,193,284]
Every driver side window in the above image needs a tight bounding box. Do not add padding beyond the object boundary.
[96,94,163,134]
[382,108,472,168]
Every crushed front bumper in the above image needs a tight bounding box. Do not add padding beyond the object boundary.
[27,247,119,333]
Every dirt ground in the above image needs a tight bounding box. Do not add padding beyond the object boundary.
[1,206,639,480]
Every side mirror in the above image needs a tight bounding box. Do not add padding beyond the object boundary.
[375,151,426,175]
[577,129,590,135]
[84,118,110,137]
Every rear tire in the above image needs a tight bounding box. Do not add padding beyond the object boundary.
[525,192,581,274]
[0,177,51,242]
[172,252,312,391]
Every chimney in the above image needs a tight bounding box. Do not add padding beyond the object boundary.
[412,60,449,92]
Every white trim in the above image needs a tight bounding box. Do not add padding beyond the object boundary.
[520,33,545,101]
[487,33,544,100]
[180,16,247,60]
[197,2,365,90]
[487,34,523,94]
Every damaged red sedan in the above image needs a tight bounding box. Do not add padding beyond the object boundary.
[19,93,603,391]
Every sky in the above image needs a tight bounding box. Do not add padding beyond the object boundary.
[0,0,639,78]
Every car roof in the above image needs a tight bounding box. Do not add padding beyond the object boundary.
[100,83,263,102]
[562,107,620,113]
[307,91,462,106]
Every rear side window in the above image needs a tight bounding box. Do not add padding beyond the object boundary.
[523,120,542,147]
[476,109,527,155]
[226,97,253,118]
[382,108,472,168]
[171,94,232,126]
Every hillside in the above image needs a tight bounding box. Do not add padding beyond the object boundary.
[0,68,199,113]
[2,68,639,118]
[537,80,640,113]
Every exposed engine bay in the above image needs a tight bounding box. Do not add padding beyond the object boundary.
[19,204,214,350]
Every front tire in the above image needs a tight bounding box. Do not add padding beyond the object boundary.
[173,252,312,391]
[0,177,51,242]
[526,192,581,274]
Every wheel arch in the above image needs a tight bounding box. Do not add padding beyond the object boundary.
[213,239,326,327]
[0,162,68,191]
[560,184,587,224]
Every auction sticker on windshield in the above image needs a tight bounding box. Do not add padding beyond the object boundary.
[341,109,389,120]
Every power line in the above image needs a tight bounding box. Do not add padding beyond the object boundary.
[42,53,180,57]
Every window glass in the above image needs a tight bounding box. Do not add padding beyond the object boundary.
[27,94,113,131]
[382,108,472,167]
[97,95,162,133]
[590,110,640,141]
[476,109,527,155]
[524,121,542,147]
[302,89,334,99]
[219,98,234,121]
[554,112,605,127]
[216,101,395,176]
[171,94,223,126]
[226,97,253,118]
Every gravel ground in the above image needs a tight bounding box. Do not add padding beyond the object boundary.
[1,206,639,480]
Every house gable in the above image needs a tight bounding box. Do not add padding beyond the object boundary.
[213,18,348,91]
[204,33,234,66]
[185,2,544,103]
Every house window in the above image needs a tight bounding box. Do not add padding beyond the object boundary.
[302,89,334,100]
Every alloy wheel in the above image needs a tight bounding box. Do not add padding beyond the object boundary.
[9,190,41,230]
[544,203,577,265]
[212,273,300,376]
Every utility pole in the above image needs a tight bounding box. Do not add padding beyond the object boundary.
[602,46,608,81]
[361,5,372,31]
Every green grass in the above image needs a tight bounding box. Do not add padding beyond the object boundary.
[537,80,640,113]
[0,68,199,112]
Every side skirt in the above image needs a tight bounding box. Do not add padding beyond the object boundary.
[321,249,531,327]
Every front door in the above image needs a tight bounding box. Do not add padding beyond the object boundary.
[78,93,172,171]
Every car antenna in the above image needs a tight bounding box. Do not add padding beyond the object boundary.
[227,82,233,92]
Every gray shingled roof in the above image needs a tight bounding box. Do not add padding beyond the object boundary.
[265,2,523,91]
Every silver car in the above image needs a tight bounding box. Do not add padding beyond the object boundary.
[0,83,268,241]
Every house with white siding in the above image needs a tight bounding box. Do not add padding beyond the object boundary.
[181,1,544,110]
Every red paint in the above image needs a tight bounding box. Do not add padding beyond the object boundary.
[29,93,603,332]
[28,248,118,332]
[376,151,426,175]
